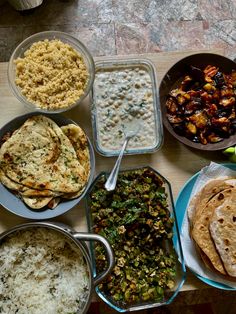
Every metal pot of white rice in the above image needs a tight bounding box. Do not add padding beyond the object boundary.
[0,221,115,314]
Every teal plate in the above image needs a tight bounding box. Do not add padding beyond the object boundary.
[175,163,236,290]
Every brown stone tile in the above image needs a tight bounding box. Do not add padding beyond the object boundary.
[76,0,114,23]
[112,0,199,23]
[115,21,206,55]
[225,46,236,62]
[203,20,236,60]
[19,0,113,25]
[0,26,23,61]
[169,288,236,306]
[211,301,236,314]
[19,0,80,26]
[87,300,217,314]
[70,24,116,57]
[158,21,205,51]
[198,0,236,21]
[22,23,116,57]
[112,0,153,23]
[115,23,161,55]
[0,2,23,26]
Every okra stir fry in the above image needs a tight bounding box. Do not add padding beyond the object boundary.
[90,168,176,306]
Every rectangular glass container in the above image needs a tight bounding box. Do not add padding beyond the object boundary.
[85,166,186,312]
[90,59,163,156]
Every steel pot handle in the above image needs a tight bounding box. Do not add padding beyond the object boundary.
[73,232,115,286]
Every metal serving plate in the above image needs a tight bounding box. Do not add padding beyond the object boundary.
[0,112,95,220]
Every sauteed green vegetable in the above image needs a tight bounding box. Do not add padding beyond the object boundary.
[89,168,176,306]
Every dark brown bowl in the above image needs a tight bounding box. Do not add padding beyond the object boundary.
[159,53,236,151]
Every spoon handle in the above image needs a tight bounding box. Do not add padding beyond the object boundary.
[105,137,129,191]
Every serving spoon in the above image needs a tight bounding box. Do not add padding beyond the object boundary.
[105,120,140,191]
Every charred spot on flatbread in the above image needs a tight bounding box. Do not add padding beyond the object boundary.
[217,192,225,200]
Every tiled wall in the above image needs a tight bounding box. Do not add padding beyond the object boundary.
[0,0,236,61]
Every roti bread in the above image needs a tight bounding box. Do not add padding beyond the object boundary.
[188,178,236,228]
[210,193,236,277]
[191,189,235,275]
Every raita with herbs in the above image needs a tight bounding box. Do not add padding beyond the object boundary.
[93,65,159,154]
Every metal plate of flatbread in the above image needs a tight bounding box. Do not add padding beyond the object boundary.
[0,112,95,219]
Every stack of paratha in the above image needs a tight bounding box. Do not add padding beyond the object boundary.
[188,178,236,278]
[0,115,90,210]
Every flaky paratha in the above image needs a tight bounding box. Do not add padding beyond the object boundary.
[210,193,236,277]
[0,115,91,210]
[22,196,54,209]
[61,124,90,175]
[0,169,61,197]
[0,115,86,193]
[61,124,90,199]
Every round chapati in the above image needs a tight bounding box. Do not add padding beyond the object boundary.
[188,178,236,229]
[191,189,235,275]
[210,192,236,277]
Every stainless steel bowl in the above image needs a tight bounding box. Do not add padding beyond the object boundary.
[0,221,115,314]
[8,0,43,11]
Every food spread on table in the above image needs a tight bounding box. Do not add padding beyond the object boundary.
[89,168,177,307]
[166,65,236,144]
[2,32,236,313]
[188,178,236,278]
[14,39,89,110]
[92,61,161,155]
[0,115,90,209]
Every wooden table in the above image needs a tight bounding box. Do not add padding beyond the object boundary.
[0,49,226,293]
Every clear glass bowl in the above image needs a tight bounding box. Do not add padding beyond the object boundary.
[8,31,95,113]
[85,166,186,312]
[90,58,163,156]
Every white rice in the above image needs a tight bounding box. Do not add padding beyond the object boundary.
[0,227,90,314]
